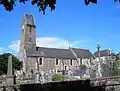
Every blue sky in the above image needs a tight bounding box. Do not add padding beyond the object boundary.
[0,0,120,56]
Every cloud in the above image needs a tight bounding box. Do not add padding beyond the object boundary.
[36,37,71,49]
[8,37,90,52]
[0,47,16,55]
[8,41,20,52]
[0,48,4,51]
[0,48,5,53]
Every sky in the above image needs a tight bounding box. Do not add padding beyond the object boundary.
[0,0,120,56]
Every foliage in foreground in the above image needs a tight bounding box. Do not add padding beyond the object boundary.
[0,0,120,14]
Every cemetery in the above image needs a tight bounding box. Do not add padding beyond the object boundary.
[0,14,120,91]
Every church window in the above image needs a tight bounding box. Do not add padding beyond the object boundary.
[90,59,92,64]
[31,69,34,74]
[80,58,82,65]
[65,66,67,71]
[39,58,42,65]
[70,59,73,65]
[56,58,59,65]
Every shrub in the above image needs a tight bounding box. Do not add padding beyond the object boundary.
[79,64,87,69]
[52,74,68,81]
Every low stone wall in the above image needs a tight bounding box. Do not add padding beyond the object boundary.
[20,79,105,91]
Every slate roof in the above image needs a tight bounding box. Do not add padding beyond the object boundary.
[36,47,75,59]
[71,48,94,58]
[94,49,111,57]
[26,47,94,59]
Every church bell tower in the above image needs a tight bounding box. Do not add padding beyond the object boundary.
[20,14,36,52]
[19,14,36,73]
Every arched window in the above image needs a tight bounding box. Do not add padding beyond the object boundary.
[56,58,58,65]
[65,66,67,71]
[31,69,33,74]
[70,59,72,65]
[90,59,92,64]
[80,58,82,65]
[39,58,42,65]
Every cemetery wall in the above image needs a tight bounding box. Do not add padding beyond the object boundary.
[20,80,105,91]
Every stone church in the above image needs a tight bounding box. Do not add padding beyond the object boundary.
[19,14,94,77]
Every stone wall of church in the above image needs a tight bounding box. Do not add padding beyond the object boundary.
[27,57,37,72]
[25,55,92,75]
[37,57,92,73]
[38,57,78,72]
[38,57,56,72]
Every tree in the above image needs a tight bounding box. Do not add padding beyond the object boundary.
[0,53,22,75]
[0,0,120,14]
[0,0,56,14]
[112,60,120,76]
[115,52,120,61]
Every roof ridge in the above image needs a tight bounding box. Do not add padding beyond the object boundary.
[94,49,110,53]
[71,47,89,51]
[36,46,69,50]
[36,46,90,51]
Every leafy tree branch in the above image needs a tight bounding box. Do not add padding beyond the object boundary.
[0,0,120,14]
